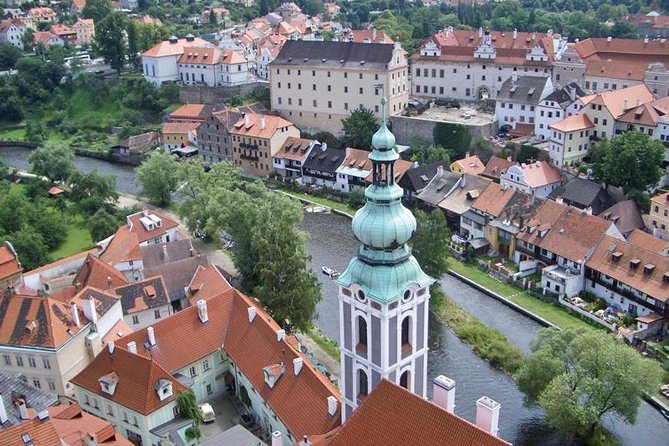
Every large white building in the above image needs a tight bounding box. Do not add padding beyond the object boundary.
[270,40,409,134]
[534,82,584,141]
[548,114,594,167]
[0,19,26,49]
[500,161,561,198]
[410,27,566,102]
[177,46,249,86]
[495,74,553,131]
[141,35,213,85]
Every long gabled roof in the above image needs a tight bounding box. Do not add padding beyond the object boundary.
[0,243,21,281]
[302,146,347,175]
[325,380,510,446]
[497,76,550,106]
[73,253,128,290]
[0,418,61,446]
[272,40,397,70]
[70,347,186,416]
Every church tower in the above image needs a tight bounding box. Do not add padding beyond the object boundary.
[335,97,435,422]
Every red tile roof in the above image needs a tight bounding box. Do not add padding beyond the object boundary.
[0,243,21,281]
[73,254,128,290]
[452,154,485,176]
[580,84,654,119]
[508,161,560,189]
[231,113,294,139]
[169,103,207,121]
[471,183,516,217]
[550,114,594,132]
[162,121,201,134]
[325,380,510,446]
[70,347,187,416]
[574,37,669,70]
[99,226,141,264]
[142,37,211,58]
[126,211,179,244]
[482,156,517,181]
[348,29,394,44]
[118,290,341,438]
[587,235,669,303]
[0,418,61,446]
[274,137,317,162]
[49,403,133,446]
[626,229,669,253]
[185,264,232,306]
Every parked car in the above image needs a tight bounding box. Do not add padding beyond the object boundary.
[198,403,216,423]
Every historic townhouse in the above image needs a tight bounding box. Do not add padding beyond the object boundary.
[0,242,22,290]
[411,28,565,102]
[615,96,669,141]
[177,47,249,86]
[650,192,669,238]
[197,103,263,164]
[553,37,669,97]
[499,161,561,198]
[72,18,95,46]
[270,40,409,134]
[585,235,669,332]
[495,74,553,134]
[535,82,584,141]
[548,114,594,167]
[141,35,212,85]
[301,145,347,188]
[272,136,320,179]
[0,19,26,49]
[230,113,299,178]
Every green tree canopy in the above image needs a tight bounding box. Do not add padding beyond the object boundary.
[342,107,377,149]
[433,122,471,160]
[88,209,120,242]
[589,131,664,194]
[82,0,112,22]
[126,21,140,68]
[409,138,451,165]
[69,170,119,215]
[95,11,128,75]
[516,328,662,441]
[411,209,450,280]
[136,150,180,206]
[0,42,23,71]
[28,143,75,182]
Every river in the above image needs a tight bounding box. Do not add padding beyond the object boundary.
[1,146,667,445]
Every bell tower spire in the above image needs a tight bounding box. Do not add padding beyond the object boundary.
[336,97,435,423]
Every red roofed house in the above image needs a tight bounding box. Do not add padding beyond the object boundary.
[70,0,86,15]
[450,153,485,176]
[72,18,95,46]
[84,290,341,446]
[343,28,394,44]
[272,136,320,179]
[26,7,57,29]
[125,210,179,246]
[231,113,300,178]
[410,27,566,101]
[500,160,561,198]
[141,34,212,85]
[0,241,22,290]
[49,24,77,46]
[49,403,133,446]
[33,31,64,49]
[548,114,594,167]
[0,19,27,50]
[162,121,200,151]
[177,47,249,87]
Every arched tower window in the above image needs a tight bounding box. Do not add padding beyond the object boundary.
[401,316,412,358]
[356,316,368,355]
[399,370,410,390]
[357,369,369,399]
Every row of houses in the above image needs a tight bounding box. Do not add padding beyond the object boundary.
[0,16,94,50]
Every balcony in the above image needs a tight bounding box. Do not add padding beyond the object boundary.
[239,143,259,150]
[588,273,665,314]
[240,153,259,161]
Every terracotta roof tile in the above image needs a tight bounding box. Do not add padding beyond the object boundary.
[471,183,516,217]
[627,229,669,253]
[452,155,485,176]
[169,104,207,121]
[162,121,201,134]
[73,254,128,290]
[582,84,654,119]
[574,37,669,69]
[482,157,517,181]
[49,403,133,446]
[508,161,560,189]
[230,113,294,139]
[0,418,61,446]
[0,244,21,281]
[71,347,186,415]
[185,264,232,306]
[99,226,141,264]
[126,211,179,244]
[326,380,510,446]
[587,235,669,303]
[549,114,594,132]
[274,137,317,162]
[347,29,394,44]
[142,37,211,58]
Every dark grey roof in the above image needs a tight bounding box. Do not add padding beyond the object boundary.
[415,170,461,206]
[302,146,347,174]
[114,276,170,313]
[542,82,585,105]
[143,256,209,303]
[398,161,448,194]
[601,200,644,235]
[141,240,196,269]
[272,40,395,70]
[548,177,613,215]
[0,371,59,430]
[497,76,550,106]
[498,190,543,225]
[150,416,193,446]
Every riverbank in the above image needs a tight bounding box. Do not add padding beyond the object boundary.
[273,188,356,218]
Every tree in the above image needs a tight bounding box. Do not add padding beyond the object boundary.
[516,144,540,164]
[411,209,450,280]
[342,107,377,149]
[82,0,112,22]
[347,189,366,210]
[4,229,49,270]
[88,209,120,242]
[409,138,451,165]
[69,170,119,215]
[96,12,127,75]
[589,131,664,194]
[516,328,662,441]
[433,122,471,159]
[126,21,140,68]
[0,86,23,122]
[21,29,34,52]
[0,42,23,71]
[208,9,217,25]
[28,143,75,182]
[303,0,324,16]
[176,391,202,441]
[136,150,180,206]
[25,120,47,142]
[136,24,170,52]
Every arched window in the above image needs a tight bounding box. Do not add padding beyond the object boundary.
[356,316,368,354]
[401,317,412,357]
[357,369,368,398]
[399,370,410,389]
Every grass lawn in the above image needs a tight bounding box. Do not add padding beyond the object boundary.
[275,188,356,217]
[307,327,340,361]
[447,259,596,332]
[50,214,94,261]
[0,125,26,141]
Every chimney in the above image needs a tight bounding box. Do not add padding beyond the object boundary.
[147,326,156,347]
[506,156,512,162]
[465,151,470,158]
[301,436,311,445]
[127,341,137,354]
[71,303,80,328]
[82,298,97,323]
[260,117,266,129]
[584,206,593,215]
[513,28,517,39]
[248,306,257,323]
[327,395,338,417]
[624,99,628,109]
[636,98,641,107]
[413,161,419,168]
[372,28,377,41]
[321,142,327,152]
[244,114,250,127]
[293,357,303,375]
[162,244,169,262]
[37,407,49,423]
[271,431,282,446]
[556,195,564,205]
[106,276,112,288]
[0,395,7,424]
[432,375,456,414]
[644,37,649,44]
[475,396,501,437]
[108,341,115,354]
[512,72,518,83]
[607,36,612,42]
[460,173,466,188]
[16,399,28,420]
[276,329,286,342]
[478,27,483,38]
[436,165,444,177]
[197,300,209,323]
[567,86,576,102]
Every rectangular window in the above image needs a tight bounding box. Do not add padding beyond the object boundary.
[440,69,444,78]
[313,100,317,107]
[3,355,10,366]
[15,356,23,367]
[132,315,139,325]
[154,310,161,319]
[359,87,363,94]
[416,68,420,77]
[47,381,55,391]
[189,366,197,377]
[431,69,436,77]
[203,359,210,371]
[28,357,36,368]
[33,379,41,389]
[328,101,332,108]
[312,84,316,91]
